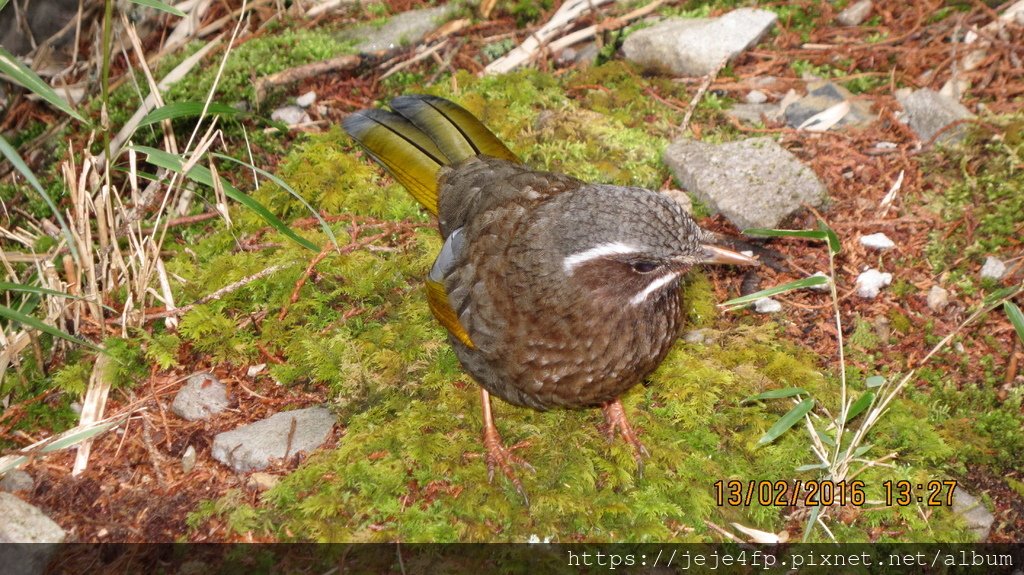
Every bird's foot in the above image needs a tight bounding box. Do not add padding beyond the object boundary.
[481,425,534,505]
[602,398,650,477]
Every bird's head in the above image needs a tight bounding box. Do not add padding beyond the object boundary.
[534,185,757,308]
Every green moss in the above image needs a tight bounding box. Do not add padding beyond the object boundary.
[924,132,1024,275]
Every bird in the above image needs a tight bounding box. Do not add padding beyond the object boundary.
[343,94,757,502]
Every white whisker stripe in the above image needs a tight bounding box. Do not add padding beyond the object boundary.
[562,242,639,274]
[630,272,680,306]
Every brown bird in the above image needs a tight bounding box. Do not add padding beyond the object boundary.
[344,95,757,501]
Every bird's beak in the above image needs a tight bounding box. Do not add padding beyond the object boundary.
[699,244,759,266]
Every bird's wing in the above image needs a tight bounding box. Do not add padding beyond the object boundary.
[425,228,475,348]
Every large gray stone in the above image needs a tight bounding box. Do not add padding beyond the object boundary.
[0,492,65,543]
[623,8,777,77]
[343,5,457,54]
[952,489,995,541]
[212,407,336,472]
[663,137,828,230]
[896,88,974,145]
[172,372,229,421]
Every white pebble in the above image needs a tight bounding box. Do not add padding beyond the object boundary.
[927,285,949,312]
[754,297,782,313]
[855,268,892,299]
[859,232,895,250]
[746,90,768,104]
[980,256,1006,280]
[296,91,317,108]
[271,105,311,126]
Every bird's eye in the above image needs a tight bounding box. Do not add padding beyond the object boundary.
[631,261,659,274]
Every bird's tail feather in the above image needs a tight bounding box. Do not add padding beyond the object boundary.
[342,95,518,215]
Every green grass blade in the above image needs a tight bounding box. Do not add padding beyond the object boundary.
[795,463,828,472]
[741,387,808,404]
[721,276,829,310]
[1004,301,1024,345]
[139,101,241,127]
[818,220,841,255]
[758,398,815,445]
[983,285,1021,306]
[0,134,79,260]
[0,303,103,352]
[0,281,117,312]
[213,153,338,248]
[127,0,186,17]
[41,418,126,452]
[133,145,317,251]
[845,391,875,422]
[0,46,89,124]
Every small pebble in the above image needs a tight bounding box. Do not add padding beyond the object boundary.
[683,329,708,344]
[855,268,892,299]
[746,90,768,104]
[754,298,782,313]
[295,91,317,108]
[247,472,280,491]
[837,0,873,26]
[181,445,197,474]
[927,285,949,312]
[876,141,898,149]
[980,256,1006,280]
[247,363,266,377]
[271,105,311,126]
[859,232,895,250]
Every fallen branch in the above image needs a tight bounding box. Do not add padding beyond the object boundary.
[255,55,362,105]
[484,0,617,75]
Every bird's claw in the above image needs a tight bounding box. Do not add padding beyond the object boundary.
[482,429,533,505]
[602,399,650,477]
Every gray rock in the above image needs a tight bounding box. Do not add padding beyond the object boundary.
[0,492,65,543]
[980,256,1007,280]
[855,268,892,299]
[754,298,782,313]
[896,88,974,145]
[859,232,895,250]
[664,136,828,230]
[344,5,456,54]
[172,373,229,421]
[623,8,777,76]
[0,469,34,493]
[271,105,311,126]
[785,81,875,129]
[725,102,780,125]
[927,285,949,312]
[212,407,336,472]
[837,0,873,26]
[745,89,768,104]
[952,489,994,541]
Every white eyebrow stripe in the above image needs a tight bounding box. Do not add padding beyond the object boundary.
[630,272,680,306]
[562,242,640,274]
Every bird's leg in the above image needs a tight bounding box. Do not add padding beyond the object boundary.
[602,398,650,475]
[480,388,534,504]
